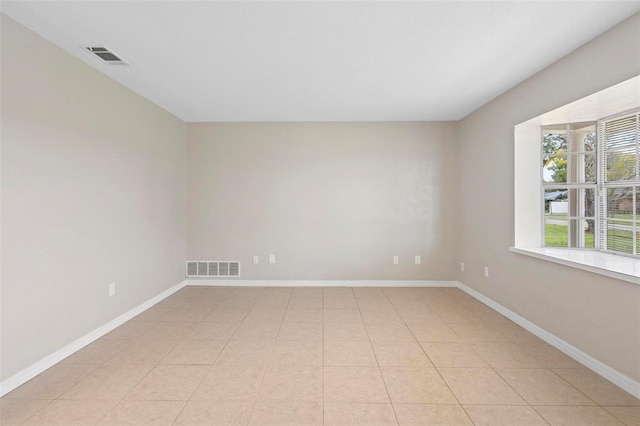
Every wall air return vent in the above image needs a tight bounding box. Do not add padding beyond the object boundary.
[186,261,241,278]
[85,46,128,65]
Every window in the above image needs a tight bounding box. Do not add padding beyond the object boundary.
[542,122,596,249]
[513,76,640,282]
[599,111,640,255]
[541,110,640,257]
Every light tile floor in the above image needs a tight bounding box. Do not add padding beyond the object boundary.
[2,286,639,425]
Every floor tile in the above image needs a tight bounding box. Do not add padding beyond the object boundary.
[356,299,395,311]
[430,306,479,324]
[352,287,386,299]
[214,340,275,367]
[324,402,397,425]
[323,309,363,324]
[381,367,456,404]
[165,306,212,322]
[438,367,525,405]
[130,308,174,322]
[471,343,544,368]
[4,364,96,400]
[126,365,209,400]
[604,406,640,426]
[249,400,323,425]
[288,297,323,310]
[107,339,179,364]
[324,366,389,403]
[61,339,129,365]
[366,323,415,342]
[160,339,225,365]
[60,364,153,400]
[292,288,323,298]
[534,405,625,425]
[359,309,403,325]
[23,399,117,425]
[278,322,323,341]
[0,399,51,425]
[173,401,253,425]
[489,322,542,342]
[217,298,258,309]
[518,342,584,369]
[323,297,358,310]
[102,321,157,340]
[203,308,249,322]
[393,404,472,425]
[141,321,198,340]
[7,286,637,426]
[396,309,443,325]
[257,365,323,401]
[188,321,239,340]
[191,366,265,401]
[244,308,286,323]
[324,322,369,341]
[324,340,377,366]
[284,308,323,323]
[448,323,510,343]
[463,405,547,425]
[372,341,433,367]
[497,368,594,405]
[407,323,461,342]
[420,342,488,367]
[553,368,640,406]
[232,321,281,340]
[97,400,185,425]
[270,340,323,366]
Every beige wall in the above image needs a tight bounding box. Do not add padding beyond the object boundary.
[0,15,187,381]
[187,122,457,280]
[457,13,640,381]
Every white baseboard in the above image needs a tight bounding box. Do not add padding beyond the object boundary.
[456,281,640,399]
[0,280,187,397]
[187,279,458,287]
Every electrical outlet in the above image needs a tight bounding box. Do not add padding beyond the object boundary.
[269,254,276,264]
[484,266,489,277]
[460,262,465,272]
[253,255,259,264]
[108,282,116,297]
[415,255,421,265]
[393,255,399,265]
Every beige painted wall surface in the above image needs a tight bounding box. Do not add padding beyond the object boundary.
[1,15,187,381]
[188,122,457,280]
[457,13,640,381]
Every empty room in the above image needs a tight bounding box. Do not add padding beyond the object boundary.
[1,1,639,425]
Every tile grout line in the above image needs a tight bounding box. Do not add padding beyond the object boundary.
[443,290,554,425]
[233,286,268,426]
[245,286,293,425]
[386,287,480,426]
[169,291,242,425]
[353,287,401,426]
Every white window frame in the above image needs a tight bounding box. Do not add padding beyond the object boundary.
[540,122,598,251]
[597,109,640,257]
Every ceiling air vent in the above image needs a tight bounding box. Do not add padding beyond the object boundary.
[186,261,241,278]
[85,46,127,65]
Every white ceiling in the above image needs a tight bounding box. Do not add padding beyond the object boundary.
[2,1,639,122]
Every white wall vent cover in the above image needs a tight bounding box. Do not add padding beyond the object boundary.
[186,261,241,278]
[85,46,128,65]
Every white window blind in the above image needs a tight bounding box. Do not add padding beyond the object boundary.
[599,110,640,256]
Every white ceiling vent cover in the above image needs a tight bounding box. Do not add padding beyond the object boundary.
[186,261,241,278]
[85,46,128,65]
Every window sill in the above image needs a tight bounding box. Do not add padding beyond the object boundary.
[509,247,640,285]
